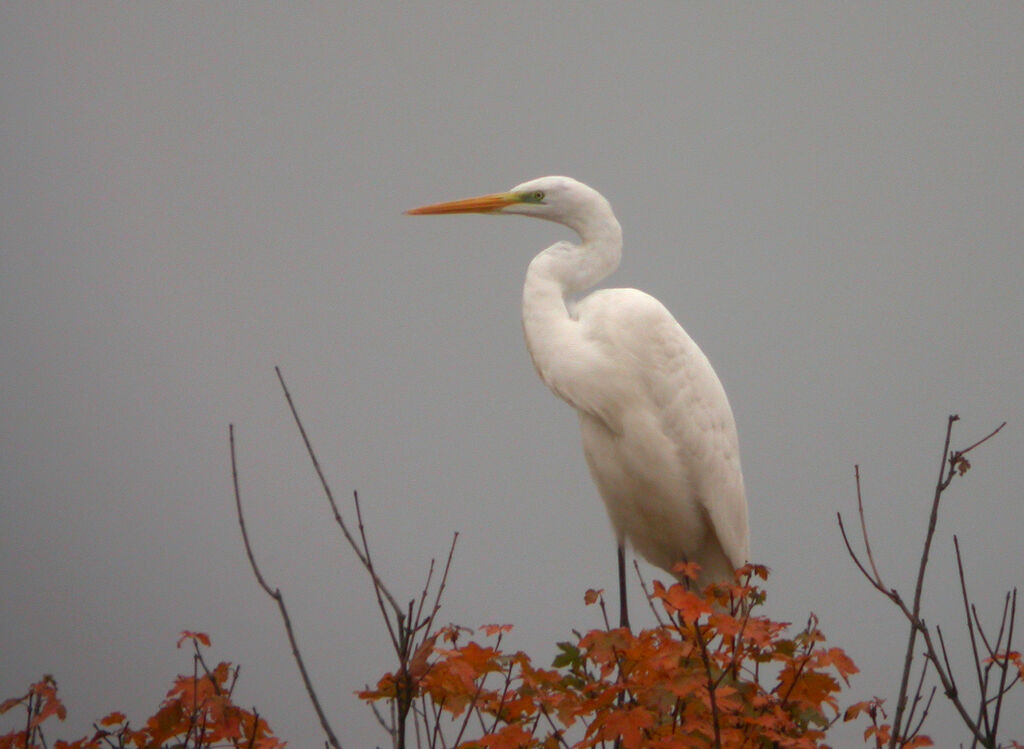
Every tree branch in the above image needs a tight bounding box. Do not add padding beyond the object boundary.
[230,424,343,749]
[275,366,406,620]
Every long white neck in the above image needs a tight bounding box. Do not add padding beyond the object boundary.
[521,203,623,395]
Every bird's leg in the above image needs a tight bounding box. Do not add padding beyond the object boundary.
[617,544,630,630]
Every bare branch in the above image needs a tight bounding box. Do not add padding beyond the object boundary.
[837,511,896,601]
[907,685,937,743]
[229,425,343,749]
[633,560,669,629]
[952,421,1006,460]
[954,536,989,703]
[889,414,959,747]
[935,624,958,698]
[419,532,459,647]
[352,490,404,656]
[903,658,931,737]
[855,465,884,585]
[275,366,406,619]
[989,589,1016,740]
[364,689,393,734]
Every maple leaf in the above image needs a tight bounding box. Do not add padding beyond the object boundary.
[176,630,211,648]
[843,700,874,722]
[584,588,603,605]
[741,562,771,580]
[474,722,535,748]
[820,646,859,684]
[0,694,26,715]
[481,623,514,637]
[551,642,582,670]
[594,704,655,749]
[359,673,399,701]
[670,561,701,581]
[903,736,934,748]
[651,580,712,622]
[408,634,438,684]
[29,678,67,729]
[99,711,126,726]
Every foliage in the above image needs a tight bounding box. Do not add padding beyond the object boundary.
[359,564,865,748]
[228,378,1021,747]
[0,632,282,749]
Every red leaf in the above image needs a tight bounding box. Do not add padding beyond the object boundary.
[0,695,26,714]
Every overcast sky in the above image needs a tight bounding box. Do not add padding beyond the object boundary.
[2,4,1022,747]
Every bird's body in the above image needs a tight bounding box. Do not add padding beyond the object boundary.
[408,176,749,592]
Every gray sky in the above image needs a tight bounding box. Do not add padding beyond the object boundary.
[2,4,1021,746]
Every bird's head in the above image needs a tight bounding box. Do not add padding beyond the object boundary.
[406,176,613,236]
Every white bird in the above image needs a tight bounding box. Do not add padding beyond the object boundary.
[407,176,748,624]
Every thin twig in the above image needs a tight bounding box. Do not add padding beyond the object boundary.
[903,658,930,739]
[413,557,437,633]
[907,686,936,743]
[691,619,722,749]
[275,366,405,619]
[935,625,957,698]
[837,512,896,601]
[419,533,459,646]
[537,706,572,749]
[247,708,261,749]
[365,689,393,734]
[889,414,959,748]
[353,490,404,655]
[988,589,1016,740]
[633,560,669,629]
[842,417,1012,748]
[952,422,1006,459]
[954,535,988,701]
[855,465,884,584]
[230,425,343,749]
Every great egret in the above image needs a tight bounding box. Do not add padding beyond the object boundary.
[407,176,749,625]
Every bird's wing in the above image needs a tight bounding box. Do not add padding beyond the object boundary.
[575,288,750,569]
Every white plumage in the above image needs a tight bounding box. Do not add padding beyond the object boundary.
[408,176,749,592]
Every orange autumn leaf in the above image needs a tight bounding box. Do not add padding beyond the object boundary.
[409,633,438,682]
[593,704,655,748]
[28,679,66,730]
[1,637,282,749]
[351,568,901,748]
[474,722,535,748]
[843,700,876,722]
[903,736,934,748]
[176,630,211,648]
[481,623,514,637]
[98,711,126,726]
[650,579,712,622]
[0,695,26,716]
[670,561,701,581]
[821,646,859,683]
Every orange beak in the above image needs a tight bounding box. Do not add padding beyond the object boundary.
[405,192,519,215]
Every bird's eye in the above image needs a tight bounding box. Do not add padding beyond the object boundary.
[533,190,545,201]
